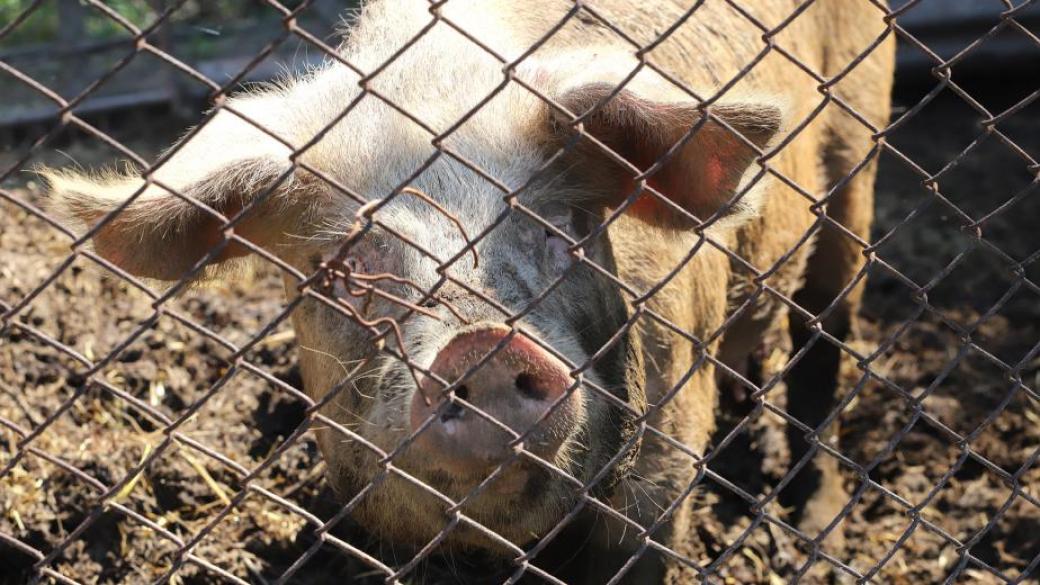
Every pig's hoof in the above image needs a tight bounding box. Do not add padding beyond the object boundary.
[797,483,847,553]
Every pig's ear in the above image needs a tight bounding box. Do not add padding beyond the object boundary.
[45,107,322,283]
[554,83,782,228]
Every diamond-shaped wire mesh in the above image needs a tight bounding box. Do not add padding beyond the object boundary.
[1,1,1039,583]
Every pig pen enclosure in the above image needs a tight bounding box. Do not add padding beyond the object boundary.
[2,1,1040,584]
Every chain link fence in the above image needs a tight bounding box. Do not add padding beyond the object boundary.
[1,0,1039,583]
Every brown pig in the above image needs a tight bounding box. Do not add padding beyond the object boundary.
[45,0,895,581]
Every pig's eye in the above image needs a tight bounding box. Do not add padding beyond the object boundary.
[344,256,365,273]
[545,228,569,251]
[543,215,575,270]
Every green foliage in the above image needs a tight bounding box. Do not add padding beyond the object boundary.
[1,0,59,45]
[0,0,297,49]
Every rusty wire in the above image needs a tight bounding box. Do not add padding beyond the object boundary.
[1,0,1039,584]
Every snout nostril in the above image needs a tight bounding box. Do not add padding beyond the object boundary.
[514,373,545,400]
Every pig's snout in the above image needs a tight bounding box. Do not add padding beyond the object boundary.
[409,325,580,472]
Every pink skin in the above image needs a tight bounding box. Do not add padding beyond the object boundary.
[409,325,581,478]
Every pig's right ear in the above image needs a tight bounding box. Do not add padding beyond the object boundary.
[552,83,783,229]
[45,111,323,283]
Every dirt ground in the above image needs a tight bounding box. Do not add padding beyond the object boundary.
[1,79,1039,584]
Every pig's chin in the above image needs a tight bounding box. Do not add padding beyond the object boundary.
[345,452,584,553]
[399,424,585,504]
[381,426,588,548]
[422,458,585,547]
[417,437,581,497]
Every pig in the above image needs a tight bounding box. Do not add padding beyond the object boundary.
[45,0,895,581]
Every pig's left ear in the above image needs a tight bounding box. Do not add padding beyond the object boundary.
[554,83,783,228]
[45,98,325,283]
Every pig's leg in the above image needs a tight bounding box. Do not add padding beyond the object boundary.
[782,113,884,547]
[780,24,895,550]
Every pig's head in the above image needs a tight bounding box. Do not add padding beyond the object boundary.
[45,54,781,551]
